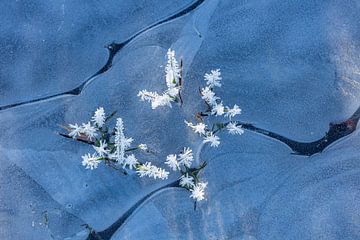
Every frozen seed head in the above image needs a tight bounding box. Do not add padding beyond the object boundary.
[211,102,225,116]
[227,122,244,135]
[81,122,98,140]
[204,69,222,88]
[81,153,101,170]
[179,173,195,188]
[165,154,179,171]
[203,133,220,147]
[137,162,169,180]
[123,154,139,170]
[190,182,207,201]
[178,147,194,168]
[92,107,106,128]
[165,48,181,88]
[93,140,109,157]
[68,123,82,138]
[225,104,241,119]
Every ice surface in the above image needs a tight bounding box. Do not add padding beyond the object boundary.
[1,0,360,239]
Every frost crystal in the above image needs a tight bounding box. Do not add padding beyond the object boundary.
[68,123,82,138]
[204,69,222,88]
[179,173,195,188]
[81,122,97,140]
[115,118,126,164]
[190,182,208,201]
[137,162,169,180]
[203,133,220,147]
[93,140,108,157]
[138,144,148,151]
[184,121,207,135]
[211,102,225,116]
[165,154,179,171]
[92,107,106,127]
[178,147,194,167]
[81,153,101,170]
[227,122,244,135]
[165,48,181,88]
[225,104,241,119]
[123,154,139,170]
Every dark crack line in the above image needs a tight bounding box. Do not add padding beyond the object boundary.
[86,180,180,240]
[0,0,205,112]
[236,106,360,156]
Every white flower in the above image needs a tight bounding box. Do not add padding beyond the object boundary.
[165,154,179,171]
[81,153,101,170]
[123,154,139,170]
[204,69,222,88]
[81,122,98,140]
[151,94,172,109]
[203,133,220,147]
[190,182,207,201]
[178,147,194,168]
[138,144,148,151]
[227,122,244,135]
[179,173,195,188]
[137,162,169,180]
[225,104,241,119]
[93,140,108,157]
[201,87,218,106]
[165,48,181,88]
[115,118,126,164]
[92,107,106,127]
[184,121,207,135]
[68,123,82,138]
[211,102,225,116]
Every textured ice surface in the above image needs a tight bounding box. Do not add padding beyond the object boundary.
[1,0,360,239]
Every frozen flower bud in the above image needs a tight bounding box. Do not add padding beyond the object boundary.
[190,182,208,201]
[203,133,220,147]
[225,104,241,119]
[138,144,148,151]
[227,122,244,135]
[178,147,194,168]
[179,173,195,188]
[92,107,106,128]
[165,154,179,171]
[81,153,101,170]
[204,69,222,88]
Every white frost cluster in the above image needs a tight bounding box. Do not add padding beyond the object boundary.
[138,49,181,109]
[190,182,208,201]
[68,108,168,180]
[185,68,244,148]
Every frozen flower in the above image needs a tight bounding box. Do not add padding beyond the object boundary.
[123,154,139,170]
[184,121,207,135]
[190,182,207,201]
[165,48,181,88]
[93,140,108,157]
[225,104,241,119]
[138,144,148,151]
[211,102,225,116]
[178,147,194,168]
[92,107,106,128]
[165,154,179,171]
[227,122,244,135]
[68,123,82,138]
[151,94,172,109]
[81,153,101,170]
[115,118,126,163]
[81,122,97,140]
[179,173,195,188]
[137,162,169,180]
[203,133,220,147]
[204,69,222,88]
[201,87,218,106]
